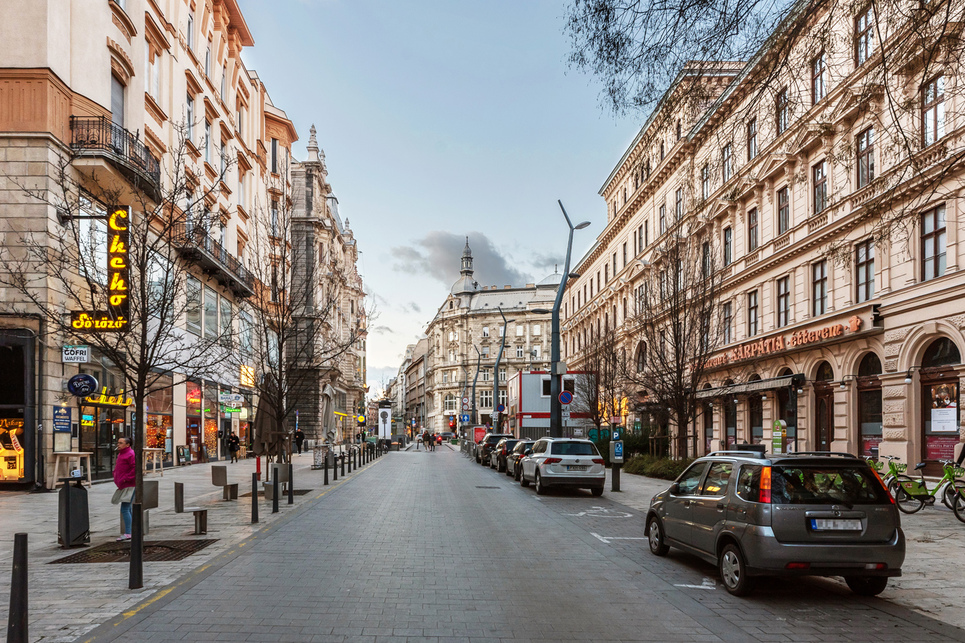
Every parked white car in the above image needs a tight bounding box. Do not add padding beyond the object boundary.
[519,438,605,496]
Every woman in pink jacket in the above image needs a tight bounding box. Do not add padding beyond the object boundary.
[112,437,136,541]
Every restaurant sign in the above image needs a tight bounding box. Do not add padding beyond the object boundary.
[84,387,133,408]
[71,206,131,332]
[705,316,863,369]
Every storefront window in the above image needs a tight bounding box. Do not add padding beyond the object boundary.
[185,382,202,462]
[857,353,882,457]
[145,374,174,465]
[204,384,219,460]
[921,338,961,466]
[0,337,30,483]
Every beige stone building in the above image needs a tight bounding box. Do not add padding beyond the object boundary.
[565,0,965,470]
[414,241,557,434]
[0,0,364,487]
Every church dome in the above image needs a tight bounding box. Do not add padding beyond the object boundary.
[450,237,478,295]
[537,270,563,288]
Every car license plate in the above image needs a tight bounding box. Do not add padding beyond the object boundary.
[567,465,588,471]
[810,518,861,531]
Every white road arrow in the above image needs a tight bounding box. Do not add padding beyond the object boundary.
[590,532,647,544]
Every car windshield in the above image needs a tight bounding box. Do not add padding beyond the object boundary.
[550,442,598,456]
[771,465,888,505]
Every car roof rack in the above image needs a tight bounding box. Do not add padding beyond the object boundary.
[785,451,859,459]
[707,450,767,458]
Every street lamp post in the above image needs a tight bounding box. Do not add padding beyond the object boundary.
[470,345,482,426]
[534,201,591,438]
[492,307,514,431]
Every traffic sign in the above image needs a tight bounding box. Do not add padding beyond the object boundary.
[496,404,505,413]
[562,410,571,421]
[559,390,573,405]
[460,414,470,423]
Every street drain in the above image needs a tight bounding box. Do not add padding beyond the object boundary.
[50,539,218,564]
[239,489,313,498]
[476,486,500,489]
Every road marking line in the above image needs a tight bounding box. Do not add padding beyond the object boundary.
[673,578,717,590]
[591,532,647,544]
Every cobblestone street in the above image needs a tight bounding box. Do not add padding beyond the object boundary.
[12,445,953,643]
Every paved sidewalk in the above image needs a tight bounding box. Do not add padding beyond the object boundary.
[0,446,374,643]
[609,466,965,632]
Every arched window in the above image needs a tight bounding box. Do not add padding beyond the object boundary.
[816,361,834,381]
[857,353,882,457]
[635,343,646,372]
[858,353,882,377]
[748,375,763,444]
[922,337,961,368]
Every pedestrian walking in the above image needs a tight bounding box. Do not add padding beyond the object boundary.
[294,428,305,454]
[111,436,136,542]
[227,431,241,463]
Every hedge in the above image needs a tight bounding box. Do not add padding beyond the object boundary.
[622,454,695,480]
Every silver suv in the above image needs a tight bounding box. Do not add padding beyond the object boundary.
[519,438,605,496]
[645,451,904,597]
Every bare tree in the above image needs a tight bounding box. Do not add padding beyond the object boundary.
[567,0,965,256]
[572,322,623,438]
[240,154,366,463]
[623,232,723,457]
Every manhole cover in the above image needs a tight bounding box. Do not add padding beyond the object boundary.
[239,489,313,498]
[476,486,500,489]
[50,539,217,564]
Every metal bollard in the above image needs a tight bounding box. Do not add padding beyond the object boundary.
[288,464,294,505]
[354,448,358,469]
[272,470,279,514]
[251,473,259,523]
[341,453,346,477]
[332,452,338,481]
[612,463,621,493]
[323,453,329,485]
[7,533,27,643]
[349,449,353,473]
[129,503,143,590]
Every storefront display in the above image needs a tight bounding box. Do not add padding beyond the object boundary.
[186,382,203,461]
[204,385,219,460]
[0,418,25,482]
[145,376,174,465]
[925,381,959,460]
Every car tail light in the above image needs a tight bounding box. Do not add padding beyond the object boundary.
[592,458,604,464]
[785,562,810,570]
[544,457,562,465]
[758,466,771,503]
[869,467,895,504]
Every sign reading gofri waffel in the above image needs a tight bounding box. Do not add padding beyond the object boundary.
[71,206,130,332]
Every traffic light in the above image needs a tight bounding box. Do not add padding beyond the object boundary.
[448,416,456,429]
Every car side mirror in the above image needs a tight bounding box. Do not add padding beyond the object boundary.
[524,449,532,456]
[669,482,680,495]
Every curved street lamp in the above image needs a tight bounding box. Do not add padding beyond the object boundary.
[534,201,591,438]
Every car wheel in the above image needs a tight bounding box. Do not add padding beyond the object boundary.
[591,486,604,497]
[845,575,888,596]
[647,516,669,556]
[520,469,530,487]
[505,464,513,477]
[535,471,547,495]
[718,543,754,596]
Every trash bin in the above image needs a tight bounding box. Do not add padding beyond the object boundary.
[58,476,90,548]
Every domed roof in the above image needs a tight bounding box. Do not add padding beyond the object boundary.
[537,270,563,288]
[451,275,477,295]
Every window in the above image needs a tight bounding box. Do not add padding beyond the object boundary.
[482,326,489,337]
[676,120,682,140]
[747,291,759,336]
[674,188,683,220]
[220,297,232,347]
[701,164,710,199]
[776,87,789,135]
[644,220,649,247]
[542,379,552,396]
[747,118,757,160]
[220,142,227,175]
[777,186,790,235]
[722,302,732,344]
[736,465,762,501]
[622,242,627,266]
[660,140,665,160]
[777,276,790,328]
[205,41,212,77]
[921,205,946,281]
[922,76,945,146]
[270,201,279,236]
[481,345,490,357]
[186,13,194,50]
[659,204,666,234]
[516,324,524,337]
[479,390,492,408]
[812,260,828,316]
[110,74,125,127]
[813,161,827,214]
[659,271,667,300]
[186,94,194,142]
[221,64,227,98]
[612,252,617,276]
[204,121,211,164]
[145,41,160,100]
[239,309,252,354]
[855,5,874,66]
[186,275,202,335]
[701,462,733,496]
[856,127,874,188]
[516,345,524,358]
[722,144,733,181]
[812,52,826,104]
[856,239,875,303]
[723,227,733,266]
[499,368,506,382]
[271,138,279,173]
[533,345,541,359]
[635,343,646,371]
[532,324,541,336]
[204,286,218,338]
[674,462,708,496]
[701,241,710,277]
[635,224,642,253]
[747,208,758,251]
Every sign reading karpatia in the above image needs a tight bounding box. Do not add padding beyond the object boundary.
[705,316,863,369]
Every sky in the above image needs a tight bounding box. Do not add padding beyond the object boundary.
[237,0,640,397]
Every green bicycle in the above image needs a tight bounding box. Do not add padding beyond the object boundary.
[889,459,965,514]
[954,486,965,523]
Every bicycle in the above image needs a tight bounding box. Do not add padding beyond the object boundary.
[889,459,965,514]
[953,484,965,523]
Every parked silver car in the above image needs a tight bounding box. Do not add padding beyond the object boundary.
[645,451,904,597]
[506,440,536,479]
[519,438,605,496]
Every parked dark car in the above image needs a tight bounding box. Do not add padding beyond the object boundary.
[476,432,513,464]
[491,438,522,471]
[507,440,536,479]
[645,451,904,597]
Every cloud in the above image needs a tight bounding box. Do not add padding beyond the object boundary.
[400,301,422,314]
[368,324,394,335]
[528,251,565,274]
[391,231,532,289]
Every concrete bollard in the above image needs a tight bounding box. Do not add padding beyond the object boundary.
[287,464,294,505]
[251,473,259,523]
[7,533,27,643]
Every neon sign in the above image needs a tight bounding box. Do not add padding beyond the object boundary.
[71,206,130,332]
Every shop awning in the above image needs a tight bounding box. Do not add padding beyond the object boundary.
[696,374,802,400]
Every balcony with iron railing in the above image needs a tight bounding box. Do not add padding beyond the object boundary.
[171,223,255,298]
[69,116,161,197]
